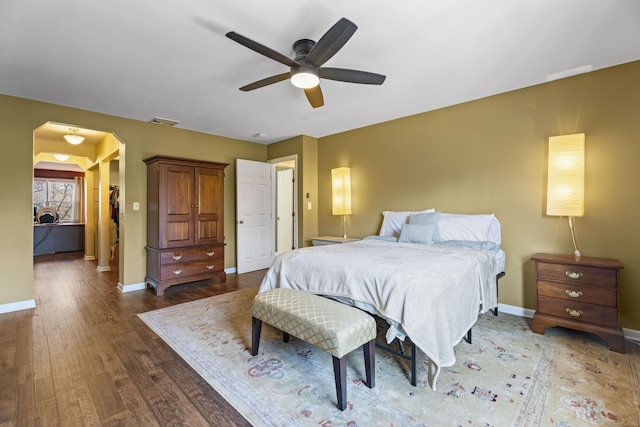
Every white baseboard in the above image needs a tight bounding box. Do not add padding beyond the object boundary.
[96,265,111,272]
[0,299,36,314]
[623,327,640,343]
[497,303,536,318]
[225,267,237,274]
[83,255,95,261]
[118,282,147,293]
[497,303,640,342]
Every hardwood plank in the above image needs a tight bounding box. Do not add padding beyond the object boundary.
[0,251,269,426]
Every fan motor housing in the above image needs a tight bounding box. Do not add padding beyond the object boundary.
[293,39,316,62]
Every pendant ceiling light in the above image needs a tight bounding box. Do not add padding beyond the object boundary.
[64,128,84,145]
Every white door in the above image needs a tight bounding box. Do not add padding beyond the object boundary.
[236,159,274,274]
[276,168,294,254]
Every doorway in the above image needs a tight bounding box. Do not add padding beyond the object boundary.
[275,165,294,255]
[235,155,298,274]
[33,122,123,276]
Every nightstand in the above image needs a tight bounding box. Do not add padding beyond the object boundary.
[531,253,625,353]
[311,236,360,246]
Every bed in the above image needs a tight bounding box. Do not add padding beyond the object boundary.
[258,210,506,390]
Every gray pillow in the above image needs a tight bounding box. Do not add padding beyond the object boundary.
[409,211,441,241]
[398,223,437,244]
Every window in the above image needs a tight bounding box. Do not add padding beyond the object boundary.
[33,178,76,222]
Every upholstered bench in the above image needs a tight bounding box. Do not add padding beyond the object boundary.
[251,288,376,411]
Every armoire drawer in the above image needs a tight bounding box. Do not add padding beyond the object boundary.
[159,245,223,265]
[159,259,224,281]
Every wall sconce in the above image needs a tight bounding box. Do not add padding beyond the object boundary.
[331,167,352,238]
[546,133,585,257]
[64,128,85,145]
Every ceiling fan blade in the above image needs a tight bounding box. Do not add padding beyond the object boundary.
[305,18,357,68]
[320,68,386,85]
[239,73,290,91]
[226,31,299,68]
[304,85,324,108]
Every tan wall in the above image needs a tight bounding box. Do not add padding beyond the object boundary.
[0,94,266,305]
[317,61,640,330]
[2,61,638,331]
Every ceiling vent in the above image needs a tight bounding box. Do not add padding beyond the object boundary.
[150,117,180,127]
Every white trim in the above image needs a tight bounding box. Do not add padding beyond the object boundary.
[497,303,640,342]
[118,282,147,293]
[96,265,111,272]
[0,299,36,314]
[83,255,95,261]
[225,267,237,274]
[623,327,640,344]
[497,303,535,318]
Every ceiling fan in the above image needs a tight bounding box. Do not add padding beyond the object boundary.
[226,17,386,108]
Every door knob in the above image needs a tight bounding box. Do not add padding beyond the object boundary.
[239,220,244,224]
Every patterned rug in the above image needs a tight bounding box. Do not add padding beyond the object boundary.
[138,287,640,426]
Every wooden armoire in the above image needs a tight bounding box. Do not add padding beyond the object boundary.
[144,155,228,296]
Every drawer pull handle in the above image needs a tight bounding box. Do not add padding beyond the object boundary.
[206,265,214,270]
[565,290,583,298]
[206,251,215,257]
[173,269,182,275]
[565,271,583,280]
[172,255,182,261]
[565,308,583,317]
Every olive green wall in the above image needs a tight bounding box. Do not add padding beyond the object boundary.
[317,61,640,330]
[0,94,266,306]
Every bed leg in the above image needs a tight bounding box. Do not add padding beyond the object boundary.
[466,329,472,344]
[494,272,505,316]
[283,331,290,343]
[410,341,417,386]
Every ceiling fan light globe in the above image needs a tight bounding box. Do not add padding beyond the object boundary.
[290,69,320,89]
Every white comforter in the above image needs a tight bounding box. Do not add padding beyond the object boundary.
[258,239,499,389]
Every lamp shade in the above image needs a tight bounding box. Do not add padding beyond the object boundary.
[331,167,352,215]
[546,133,585,217]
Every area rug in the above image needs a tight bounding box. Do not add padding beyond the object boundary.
[138,287,640,426]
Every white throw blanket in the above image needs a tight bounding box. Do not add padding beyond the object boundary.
[259,239,499,390]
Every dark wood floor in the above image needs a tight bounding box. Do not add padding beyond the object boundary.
[0,251,266,427]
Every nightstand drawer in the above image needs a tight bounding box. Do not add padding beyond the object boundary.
[537,296,618,327]
[537,280,617,307]
[536,262,617,287]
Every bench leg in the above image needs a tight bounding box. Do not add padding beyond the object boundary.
[283,332,290,343]
[251,317,262,356]
[332,356,347,411]
[363,339,375,388]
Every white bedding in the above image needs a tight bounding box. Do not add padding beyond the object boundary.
[258,239,501,389]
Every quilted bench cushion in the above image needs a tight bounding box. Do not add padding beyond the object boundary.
[252,288,376,359]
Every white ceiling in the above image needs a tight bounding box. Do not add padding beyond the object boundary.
[2,0,639,144]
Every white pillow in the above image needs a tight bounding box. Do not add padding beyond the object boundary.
[379,209,435,238]
[437,213,501,245]
[398,223,437,244]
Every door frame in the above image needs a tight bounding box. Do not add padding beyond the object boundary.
[269,155,298,252]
